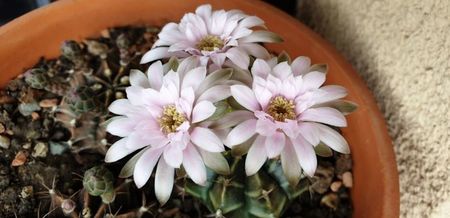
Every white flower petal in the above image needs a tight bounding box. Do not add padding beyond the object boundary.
[163,145,183,168]
[198,148,230,175]
[191,127,224,152]
[264,131,286,158]
[105,138,135,162]
[210,53,227,67]
[299,107,347,127]
[272,61,292,80]
[183,144,207,185]
[140,47,170,64]
[240,43,270,59]
[226,119,257,146]
[298,122,320,146]
[315,123,350,154]
[301,71,326,91]
[197,85,230,103]
[226,47,250,69]
[251,59,271,78]
[245,136,267,176]
[239,16,265,29]
[147,61,164,90]
[291,56,311,76]
[291,135,317,177]
[154,158,174,205]
[281,141,302,186]
[192,100,216,123]
[239,30,283,43]
[108,99,131,115]
[130,69,150,88]
[182,66,206,91]
[133,147,164,188]
[210,110,254,129]
[106,117,136,137]
[230,85,260,111]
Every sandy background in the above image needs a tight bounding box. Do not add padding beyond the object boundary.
[295,0,449,217]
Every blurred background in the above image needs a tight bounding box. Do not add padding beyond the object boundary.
[1,0,448,218]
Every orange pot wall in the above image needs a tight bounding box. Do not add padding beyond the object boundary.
[0,0,399,217]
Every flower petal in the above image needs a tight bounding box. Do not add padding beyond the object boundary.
[230,85,260,111]
[106,117,136,137]
[163,145,183,168]
[130,69,150,88]
[291,135,317,177]
[239,30,283,43]
[226,47,250,69]
[209,110,254,129]
[225,119,257,146]
[281,141,302,186]
[147,61,164,90]
[192,100,216,123]
[140,47,170,64]
[298,122,320,145]
[198,148,230,175]
[191,127,224,152]
[301,71,326,91]
[240,43,270,59]
[182,66,206,91]
[264,131,286,158]
[272,61,292,80]
[183,144,207,185]
[108,99,131,115]
[245,136,267,176]
[291,56,311,76]
[315,123,350,154]
[197,85,231,103]
[105,138,135,162]
[154,158,174,205]
[251,59,271,78]
[133,147,164,188]
[299,107,347,127]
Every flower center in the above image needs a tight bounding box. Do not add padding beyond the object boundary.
[159,105,186,134]
[196,35,224,51]
[266,96,296,122]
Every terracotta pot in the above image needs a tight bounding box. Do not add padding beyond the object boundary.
[0,0,399,217]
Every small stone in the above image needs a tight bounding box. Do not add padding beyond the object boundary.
[100,29,110,38]
[32,142,48,158]
[39,98,58,108]
[330,181,343,192]
[120,76,129,85]
[0,123,5,133]
[115,91,124,99]
[18,102,40,116]
[11,151,27,166]
[22,142,32,149]
[0,135,11,149]
[310,166,334,194]
[20,186,33,199]
[31,112,40,120]
[61,199,76,215]
[342,171,353,188]
[321,193,339,210]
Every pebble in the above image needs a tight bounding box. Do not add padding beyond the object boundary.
[0,135,11,149]
[330,181,343,192]
[31,112,40,120]
[32,142,48,158]
[39,98,58,108]
[20,186,33,199]
[11,151,27,166]
[321,193,339,210]
[342,171,353,188]
[22,142,32,149]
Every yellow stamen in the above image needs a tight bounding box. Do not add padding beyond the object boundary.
[196,35,224,51]
[266,96,296,122]
[159,105,186,134]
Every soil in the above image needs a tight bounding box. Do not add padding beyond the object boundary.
[0,26,353,218]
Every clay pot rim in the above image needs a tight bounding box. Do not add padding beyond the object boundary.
[0,0,399,217]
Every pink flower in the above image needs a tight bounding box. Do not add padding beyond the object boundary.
[225,57,351,185]
[105,59,231,204]
[141,4,282,69]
